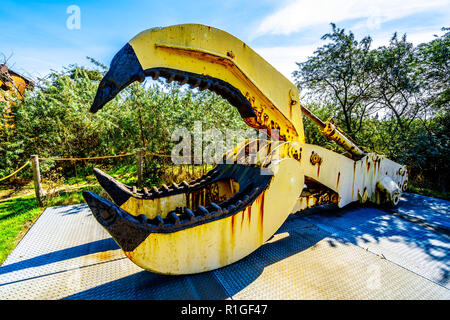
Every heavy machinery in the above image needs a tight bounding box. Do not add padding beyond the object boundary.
[83,24,408,275]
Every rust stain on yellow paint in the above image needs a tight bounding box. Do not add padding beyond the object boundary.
[258,193,265,244]
[336,172,341,190]
[352,162,356,200]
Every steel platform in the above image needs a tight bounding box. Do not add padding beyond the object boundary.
[0,193,449,300]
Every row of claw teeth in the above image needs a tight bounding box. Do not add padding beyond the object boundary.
[132,186,261,231]
[131,166,221,198]
[145,68,246,107]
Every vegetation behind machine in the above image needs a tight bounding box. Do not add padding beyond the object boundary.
[0,25,448,198]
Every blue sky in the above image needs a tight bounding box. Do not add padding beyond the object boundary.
[1,0,449,82]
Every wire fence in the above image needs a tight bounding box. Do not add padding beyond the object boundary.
[0,150,209,206]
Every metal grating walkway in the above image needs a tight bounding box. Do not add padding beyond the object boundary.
[0,193,449,299]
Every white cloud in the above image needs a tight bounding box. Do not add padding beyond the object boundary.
[254,44,319,81]
[254,28,445,82]
[254,0,449,37]
[369,28,446,49]
[4,44,115,80]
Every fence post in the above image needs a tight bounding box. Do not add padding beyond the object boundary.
[31,155,43,206]
[137,150,143,187]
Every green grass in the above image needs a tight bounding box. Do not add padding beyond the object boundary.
[56,163,139,187]
[0,162,146,264]
[0,195,43,264]
[107,163,139,185]
[43,185,104,207]
[0,186,108,265]
[406,185,450,200]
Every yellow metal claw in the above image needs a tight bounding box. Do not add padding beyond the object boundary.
[128,24,305,143]
[85,24,408,275]
[84,159,303,274]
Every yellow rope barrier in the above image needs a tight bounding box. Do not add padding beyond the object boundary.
[0,151,195,184]
[38,152,137,161]
[38,151,196,161]
[0,161,30,182]
[143,151,192,159]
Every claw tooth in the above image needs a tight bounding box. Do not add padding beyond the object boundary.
[168,211,180,225]
[167,72,176,83]
[250,187,260,197]
[199,80,211,91]
[162,184,170,192]
[179,76,188,86]
[181,181,189,188]
[137,214,147,224]
[184,208,195,221]
[152,186,159,193]
[171,182,179,189]
[132,186,137,194]
[143,187,150,196]
[154,216,164,227]
[190,78,201,89]
[221,86,230,95]
[197,205,209,216]
[152,70,160,80]
[210,202,222,212]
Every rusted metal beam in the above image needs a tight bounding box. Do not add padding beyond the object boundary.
[300,105,326,130]
[301,105,366,159]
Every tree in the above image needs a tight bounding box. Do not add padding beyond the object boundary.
[0,59,249,183]
[371,33,422,133]
[294,24,449,195]
[415,27,450,113]
[293,23,377,139]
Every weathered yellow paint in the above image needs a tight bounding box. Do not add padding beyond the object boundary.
[319,119,366,158]
[124,159,304,275]
[128,24,305,143]
[290,144,407,211]
[120,179,239,218]
[223,139,407,209]
[121,193,186,219]
[88,24,409,275]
